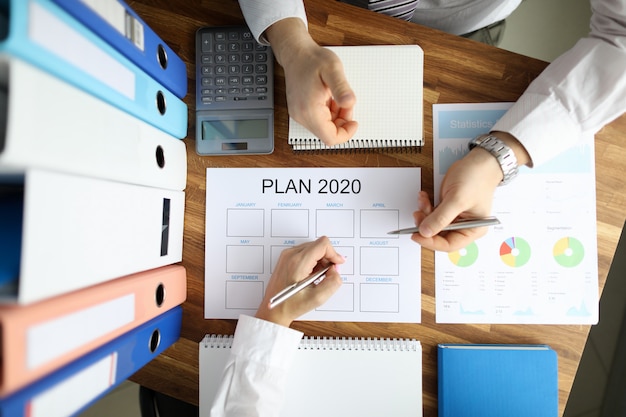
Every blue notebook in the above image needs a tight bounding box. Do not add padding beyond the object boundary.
[438,344,558,417]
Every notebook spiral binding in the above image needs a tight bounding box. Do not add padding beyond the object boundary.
[202,334,419,352]
[289,138,423,154]
[203,334,234,348]
[299,337,420,351]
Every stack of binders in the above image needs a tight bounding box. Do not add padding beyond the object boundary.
[0,0,188,415]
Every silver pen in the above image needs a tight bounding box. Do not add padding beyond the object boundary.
[388,216,500,235]
[269,265,332,309]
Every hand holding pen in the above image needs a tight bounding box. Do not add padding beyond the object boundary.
[269,265,333,309]
[412,174,502,252]
[255,236,345,328]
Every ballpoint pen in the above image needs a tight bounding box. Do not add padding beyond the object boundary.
[388,216,500,235]
[269,265,332,309]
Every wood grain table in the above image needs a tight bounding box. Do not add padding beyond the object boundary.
[128,1,626,415]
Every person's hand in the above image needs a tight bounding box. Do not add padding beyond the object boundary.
[410,152,500,252]
[255,236,345,327]
[411,132,531,252]
[266,18,358,145]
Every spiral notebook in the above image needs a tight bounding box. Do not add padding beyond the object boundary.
[288,45,424,152]
[199,334,423,417]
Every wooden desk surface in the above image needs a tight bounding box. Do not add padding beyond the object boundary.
[128,1,626,415]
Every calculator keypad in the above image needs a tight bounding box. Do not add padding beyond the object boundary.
[197,27,273,110]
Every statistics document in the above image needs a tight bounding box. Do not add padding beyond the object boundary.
[433,103,598,324]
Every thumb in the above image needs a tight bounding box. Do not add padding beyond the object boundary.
[418,203,459,238]
[321,64,356,109]
[313,265,343,298]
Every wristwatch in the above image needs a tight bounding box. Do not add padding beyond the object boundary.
[468,134,519,185]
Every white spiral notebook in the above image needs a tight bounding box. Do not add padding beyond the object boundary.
[288,45,424,152]
[199,334,423,417]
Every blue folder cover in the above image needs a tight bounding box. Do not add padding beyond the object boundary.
[50,0,187,99]
[0,306,182,417]
[0,0,187,138]
[438,344,558,417]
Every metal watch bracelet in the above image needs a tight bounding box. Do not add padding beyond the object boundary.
[468,134,519,185]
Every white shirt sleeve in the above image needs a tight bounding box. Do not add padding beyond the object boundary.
[208,315,303,417]
[412,0,522,35]
[238,0,308,44]
[493,0,626,166]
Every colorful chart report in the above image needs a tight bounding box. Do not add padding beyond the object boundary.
[433,103,598,324]
[499,237,532,268]
[204,167,422,323]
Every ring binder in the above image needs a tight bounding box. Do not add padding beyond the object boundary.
[0,56,187,191]
[5,168,184,304]
[0,0,188,138]
[0,265,186,396]
[0,307,183,417]
[51,0,188,99]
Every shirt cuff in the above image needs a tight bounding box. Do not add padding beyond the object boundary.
[238,0,308,45]
[492,92,584,167]
[232,315,303,372]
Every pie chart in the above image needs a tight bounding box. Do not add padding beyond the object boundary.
[499,237,531,267]
[448,242,479,267]
[553,237,584,267]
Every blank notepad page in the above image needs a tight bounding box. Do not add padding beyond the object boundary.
[200,335,423,417]
[288,45,424,151]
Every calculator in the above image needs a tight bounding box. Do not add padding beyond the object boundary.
[195,25,274,155]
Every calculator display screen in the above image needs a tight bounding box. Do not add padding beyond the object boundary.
[202,119,268,140]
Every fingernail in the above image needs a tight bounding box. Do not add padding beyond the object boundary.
[420,224,433,238]
[338,92,355,105]
[417,194,427,211]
